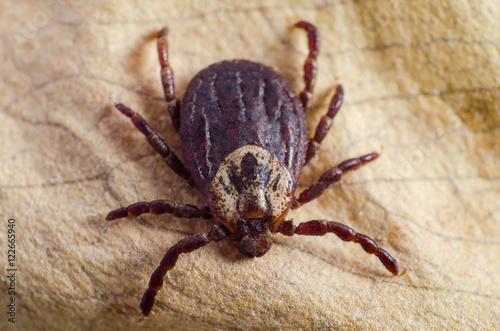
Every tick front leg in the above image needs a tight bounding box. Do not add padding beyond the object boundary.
[304,85,343,164]
[157,28,180,132]
[294,153,379,209]
[275,220,399,275]
[114,103,193,185]
[106,200,211,221]
[294,21,319,111]
[140,224,231,316]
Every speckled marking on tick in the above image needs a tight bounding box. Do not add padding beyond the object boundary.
[209,145,293,231]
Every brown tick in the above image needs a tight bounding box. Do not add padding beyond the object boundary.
[106,21,399,316]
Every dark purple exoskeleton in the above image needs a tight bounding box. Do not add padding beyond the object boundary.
[106,21,399,317]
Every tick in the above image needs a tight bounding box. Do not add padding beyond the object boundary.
[106,21,399,317]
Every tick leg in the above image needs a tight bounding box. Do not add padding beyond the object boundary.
[275,220,399,275]
[140,224,231,316]
[114,103,193,184]
[293,153,379,208]
[157,28,180,132]
[304,85,343,164]
[294,21,319,111]
[105,200,211,221]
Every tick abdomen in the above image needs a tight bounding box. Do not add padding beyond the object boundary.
[179,60,307,198]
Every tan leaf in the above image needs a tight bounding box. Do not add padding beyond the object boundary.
[1,0,499,330]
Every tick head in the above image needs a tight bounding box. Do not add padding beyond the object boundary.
[237,218,271,257]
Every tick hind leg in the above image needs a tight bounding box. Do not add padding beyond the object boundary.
[275,220,399,276]
[295,21,319,111]
[293,152,379,209]
[157,28,181,131]
[114,103,193,185]
[140,224,231,316]
[106,200,211,221]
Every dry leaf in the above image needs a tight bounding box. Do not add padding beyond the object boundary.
[1,0,499,330]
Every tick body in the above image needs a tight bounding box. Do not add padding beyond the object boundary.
[106,21,399,317]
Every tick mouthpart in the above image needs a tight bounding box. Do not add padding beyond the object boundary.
[238,234,271,258]
[237,219,272,258]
